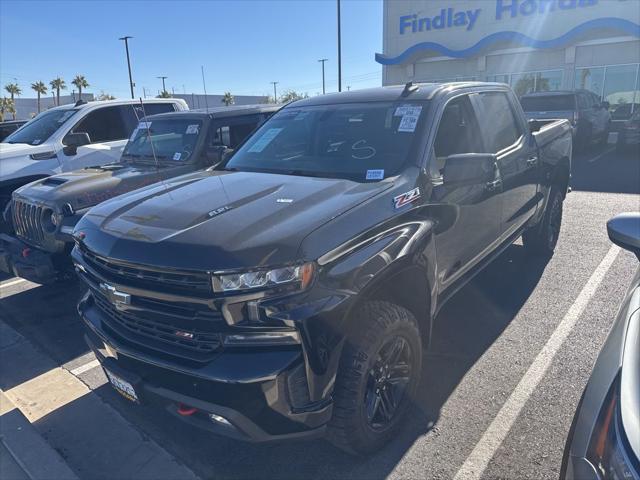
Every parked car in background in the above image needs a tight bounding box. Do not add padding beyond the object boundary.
[0,98,188,228]
[0,105,278,284]
[520,90,611,150]
[73,82,572,454]
[616,110,640,152]
[561,213,640,480]
[0,120,28,142]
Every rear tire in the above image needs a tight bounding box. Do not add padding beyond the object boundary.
[522,187,564,256]
[327,301,422,455]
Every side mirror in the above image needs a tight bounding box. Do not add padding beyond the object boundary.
[62,132,91,156]
[205,145,233,166]
[443,153,497,186]
[607,213,640,260]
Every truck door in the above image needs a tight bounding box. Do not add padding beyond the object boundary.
[428,93,501,288]
[475,91,538,238]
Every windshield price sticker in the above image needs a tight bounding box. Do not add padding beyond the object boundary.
[248,128,283,153]
[394,105,422,117]
[186,124,199,135]
[137,121,151,129]
[173,152,182,161]
[32,139,42,145]
[366,169,385,180]
[398,114,419,133]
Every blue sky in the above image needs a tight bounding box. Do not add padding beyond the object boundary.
[0,0,383,99]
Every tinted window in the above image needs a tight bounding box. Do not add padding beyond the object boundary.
[5,109,79,145]
[123,118,202,164]
[478,92,522,152]
[226,102,428,182]
[71,106,127,143]
[520,95,576,112]
[121,103,177,132]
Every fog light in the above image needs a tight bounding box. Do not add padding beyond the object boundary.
[209,413,232,426]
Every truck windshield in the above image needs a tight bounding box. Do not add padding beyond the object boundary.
[224,101,428,182]
[520,95,575,112]
[122,119,203,164]
[4,108,79,145]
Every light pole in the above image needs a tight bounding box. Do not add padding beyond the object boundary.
[337,0,342,92]
[318,59,328,94]
[118,36,135,99]
[271,81,279,103]
[157,76,168,94]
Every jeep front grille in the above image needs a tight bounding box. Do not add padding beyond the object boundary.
[12,199,46,245]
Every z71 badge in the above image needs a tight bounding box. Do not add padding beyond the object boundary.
[393,187,421,209]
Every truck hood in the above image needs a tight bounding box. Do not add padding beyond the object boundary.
[78,169,392,271]
[14,163,189,211]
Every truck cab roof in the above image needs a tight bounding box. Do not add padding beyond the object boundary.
[143,104,280,122]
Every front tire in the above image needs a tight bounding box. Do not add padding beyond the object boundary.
[327,301,422,455]
[522,187,564,256]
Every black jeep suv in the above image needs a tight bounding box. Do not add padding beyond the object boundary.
[73,83,572,454]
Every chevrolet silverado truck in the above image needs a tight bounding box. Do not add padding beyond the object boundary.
[0,98,188,231]
[73,82,572,455]
[0,105,278,283]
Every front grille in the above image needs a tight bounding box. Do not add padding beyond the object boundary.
[93,291,224,361]
[12,199,46,245]
[80,245,213,296]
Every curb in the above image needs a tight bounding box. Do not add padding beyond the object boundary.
[1,391,79,480]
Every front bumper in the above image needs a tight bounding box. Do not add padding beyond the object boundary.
[0,233,65,284]
[79,291,333,442]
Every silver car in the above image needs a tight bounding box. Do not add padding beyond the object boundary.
[562,213,640,479]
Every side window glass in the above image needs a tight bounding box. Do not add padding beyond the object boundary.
[432,95,483,175]
[211,126,231,147]
[477,92,522,153]
[228,118,260,148]
[71,106,127,143]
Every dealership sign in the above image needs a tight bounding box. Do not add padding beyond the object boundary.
[377,0,640,64]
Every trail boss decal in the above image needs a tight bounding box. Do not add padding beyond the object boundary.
[393,187,421,209]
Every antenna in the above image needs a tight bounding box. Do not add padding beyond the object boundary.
[401,81,419,97]
[201,65,209,112]
[138,98,159,172]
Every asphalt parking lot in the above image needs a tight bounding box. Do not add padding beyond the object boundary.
[1,143,638,480]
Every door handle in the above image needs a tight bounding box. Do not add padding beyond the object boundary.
[485,178,502,191]
[526,156,538,166]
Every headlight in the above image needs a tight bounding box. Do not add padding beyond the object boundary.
[213,262,315,293]
[586,379,639,480]
[51,211,64,227]
[29,151,57,161]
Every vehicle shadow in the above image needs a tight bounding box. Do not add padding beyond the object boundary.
[571,144,640,195]
[85,243,550,480]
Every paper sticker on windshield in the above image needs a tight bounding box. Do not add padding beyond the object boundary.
[248,128,283,153]
[186,124,199,135]
[58,111,75,123]
[366,169,384,180]
[173,152,182,161]
[137,121,151,129]
[398,114,419,133]
[33,139,42,145]
[294,111,310,121]
[394,105,422,117]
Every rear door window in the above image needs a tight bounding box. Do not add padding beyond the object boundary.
[477,92,522,152]
[71,106,128,143]
[122,103,177,132]
[520,95,576,112]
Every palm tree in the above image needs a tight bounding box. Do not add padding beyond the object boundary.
[4,83,21,102]
[0,97,16,121]
[156,90,172,98]
[49,77,66,106]
[72,75,89,100]
[31,81,47,113]
[221,92,234,106]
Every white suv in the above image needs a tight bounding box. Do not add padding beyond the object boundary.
[0,98,188,218]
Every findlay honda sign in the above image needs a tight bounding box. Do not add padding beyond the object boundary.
[398,0,598,35]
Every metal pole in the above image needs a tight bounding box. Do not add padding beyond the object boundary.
[201,66,209,111]
[337,0,342,92]
[318,59,328,94]
[157,76,168,94]
[271,82,278,103]
[119,36,135,99]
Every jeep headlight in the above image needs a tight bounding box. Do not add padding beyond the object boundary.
[213,263,315,293]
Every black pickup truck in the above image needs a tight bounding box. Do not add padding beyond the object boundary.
[73,83,572,454]
[0,105,277,283]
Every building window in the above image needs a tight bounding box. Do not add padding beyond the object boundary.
[575,64,640,120]
[488,70,563,96]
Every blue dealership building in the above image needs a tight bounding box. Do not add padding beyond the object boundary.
[378,0,640,119]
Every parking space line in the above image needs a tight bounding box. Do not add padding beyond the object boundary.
[0,278,28,289]
[69,359,101,376]
[454,245,620,480]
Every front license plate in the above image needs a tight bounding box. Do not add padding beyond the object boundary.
[104,368,139,403]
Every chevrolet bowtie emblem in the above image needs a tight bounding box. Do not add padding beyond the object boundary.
[99,283,131,311]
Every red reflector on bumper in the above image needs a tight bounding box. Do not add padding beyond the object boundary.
[177,403,198,416]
